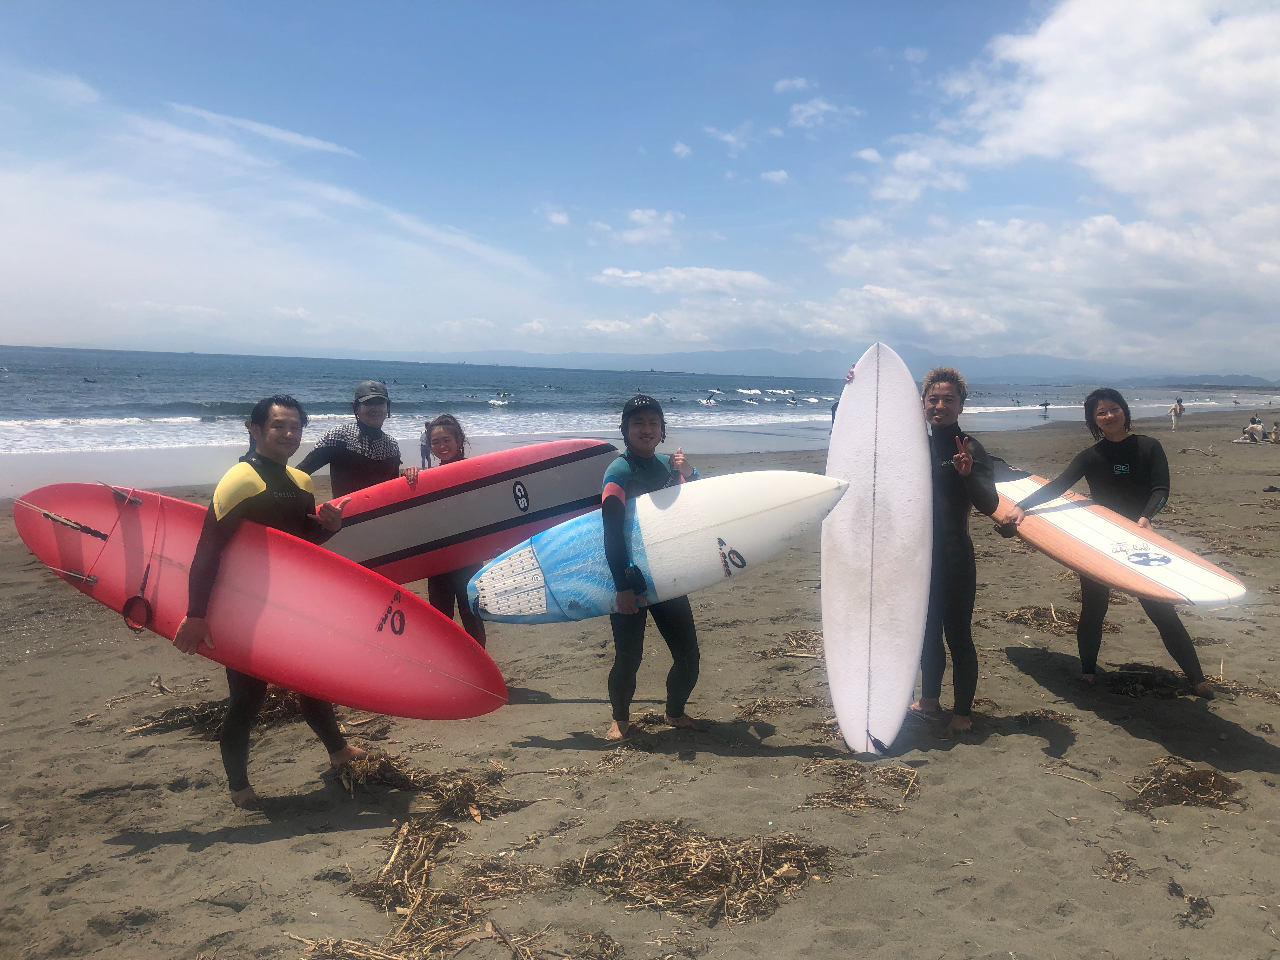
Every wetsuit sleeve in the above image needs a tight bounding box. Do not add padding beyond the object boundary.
[601,457,631,592]
[1142,441,1170,520]
[1016,449,1091,511]
[186,502,250,618]
[295,445,335,475]
[285,466,335,546]
[963,438,998,516]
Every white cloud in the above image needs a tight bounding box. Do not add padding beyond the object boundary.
[586,319,632,335]
[537,203,569,226]
[517,319,547,335]
[169,103,359,157]
[904,47,929,64]
[614,209,682,245]
[703,123,752,155]
[789,96,858,128]
[855,148,883,162]
[768,127,785,137]
[673,141,692,158]
[595,266,776,294]
[760,169,789,184]
[274,306,311,319]
[774,77,812,93]
[437,317,494,337]
[109,300,223,316]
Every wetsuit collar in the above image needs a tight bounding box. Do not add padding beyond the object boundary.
[356,420,385,439]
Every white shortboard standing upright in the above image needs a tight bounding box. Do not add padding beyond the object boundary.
[822,342,933,754]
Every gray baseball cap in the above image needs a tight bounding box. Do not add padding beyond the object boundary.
[355,380,390,403]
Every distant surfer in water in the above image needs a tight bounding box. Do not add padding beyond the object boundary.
[421,414,487,647]
[297,380,418,497]
[602,395,700,740]
[1004,388,1213,698]
[173,395,366,808]
[909,367,999,733]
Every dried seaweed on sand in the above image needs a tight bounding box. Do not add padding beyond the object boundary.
[126,686,303,739]
[338,750,528,821]
[756,629,823,660]
[1205,673,1280,705]
[1124,757,1246,815]
[1013,709,1079,725]
[1003,605,1119,637]
[799,757,919,812]
[734,697,821,722]
[556,819,830,925]
[1095,849,1149,882]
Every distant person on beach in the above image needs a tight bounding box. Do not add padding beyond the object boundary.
[1243,421,1265,442]
[1271,422,1280,443]
[602,395,700,740]
[907,367,1000,733]
[296,380,418,497]
[420,414,487,647]
[172,395,365,808]
[1167,397,1185,431]
[1004,388,1213,699]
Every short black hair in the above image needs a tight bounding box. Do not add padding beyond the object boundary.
[249,394,308,428]
[1083,388,1129,441]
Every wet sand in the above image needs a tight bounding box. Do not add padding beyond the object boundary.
[2,410,1278,959]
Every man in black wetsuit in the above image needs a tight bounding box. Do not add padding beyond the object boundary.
[173,395,364,808]
[910,367,999,733]
[296,380,418,497]
[601,395,700,740]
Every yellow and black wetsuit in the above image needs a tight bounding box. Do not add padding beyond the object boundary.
[187,453,347,792]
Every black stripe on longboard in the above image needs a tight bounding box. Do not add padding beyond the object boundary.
[340,444,617,527]
[360,495,602,569]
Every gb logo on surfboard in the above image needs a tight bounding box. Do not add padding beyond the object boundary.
[717,537,747,577]
[1109,541,1172,568]
[513,481,530,513]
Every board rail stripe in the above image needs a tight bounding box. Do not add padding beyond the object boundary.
[338,444,615,526]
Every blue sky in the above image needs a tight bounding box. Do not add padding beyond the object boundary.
[1,1,1277,371]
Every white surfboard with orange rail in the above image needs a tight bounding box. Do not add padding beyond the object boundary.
[991,464,1245,606]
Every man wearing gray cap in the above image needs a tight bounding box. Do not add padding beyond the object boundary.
[297,380,419,497]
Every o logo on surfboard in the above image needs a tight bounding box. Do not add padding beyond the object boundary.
[377,590,406,634]
[717,537,747,577]
[513,481,530,513]
[1126,551,1172,567]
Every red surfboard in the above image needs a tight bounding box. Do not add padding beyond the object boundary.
[13,483,507,720]
[321,438,617,583]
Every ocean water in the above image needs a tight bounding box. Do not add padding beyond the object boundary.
[1,345,1275,455]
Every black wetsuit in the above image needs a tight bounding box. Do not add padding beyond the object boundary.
[187,454,348,792]
[296,421,402,498]
[1015,435,1204,684]
[922,423,999,717]
[602,451,701,723]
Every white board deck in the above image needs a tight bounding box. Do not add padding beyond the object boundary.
[994,472,1245,606]
[471,470,848,623]
[821,342,933,754]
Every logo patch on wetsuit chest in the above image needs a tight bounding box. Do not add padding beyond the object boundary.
[1113,464,1131,474]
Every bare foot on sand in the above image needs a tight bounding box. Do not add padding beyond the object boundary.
[329,744,367,768]
[606,720,630,740]
[909,698,943,717]
[664,713,693,728]
[946,714,973,733]
[230,786,260,809]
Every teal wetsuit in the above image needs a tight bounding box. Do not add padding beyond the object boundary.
[601,451,701,723]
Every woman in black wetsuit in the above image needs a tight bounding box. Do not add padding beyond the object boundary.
[907,367,1000,733]
[1005,388,1213,698]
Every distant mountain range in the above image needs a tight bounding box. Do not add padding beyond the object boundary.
[371,346,1279,387]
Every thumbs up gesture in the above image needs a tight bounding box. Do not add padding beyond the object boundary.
[670,446,694,478]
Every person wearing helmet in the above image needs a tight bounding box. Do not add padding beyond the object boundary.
[297,380,419,498]
[601,395,700,740]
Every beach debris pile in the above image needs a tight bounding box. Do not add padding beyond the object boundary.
[1123,756,1246,816]
[734,696,822,722]
[337,750,527,821]
[1012,709,1079,726]
[756,629,823,660]
[1105,663,1189,699]
[799,757,920,813]
[556,819,831,925]
[1095,849,1149,883]
[1168,879,1215,929]
[125,686,303,739]
[1003,604,1119,637]
[1204,673,1280,705]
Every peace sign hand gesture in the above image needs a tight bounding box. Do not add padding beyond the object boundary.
[952,436,973,477]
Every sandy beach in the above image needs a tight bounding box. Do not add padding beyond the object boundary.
[2,409,1279,960]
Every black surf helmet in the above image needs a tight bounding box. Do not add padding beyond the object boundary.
[620,394,666,444]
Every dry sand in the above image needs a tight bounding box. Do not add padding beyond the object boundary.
[2,410,1279,959]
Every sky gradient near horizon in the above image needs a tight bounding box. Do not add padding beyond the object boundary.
[1,1,1277,372]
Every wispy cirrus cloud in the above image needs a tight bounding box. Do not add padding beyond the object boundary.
[672,141,692,158]
[760,169,789,184]
[703,122,752,156]
[593,210,684,245]
[774,77,812,93]
[594,266,776,294]
[788,96,859,128]
[169,103,360,157]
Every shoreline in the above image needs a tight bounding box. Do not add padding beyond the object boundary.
[2,407,1273,498]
